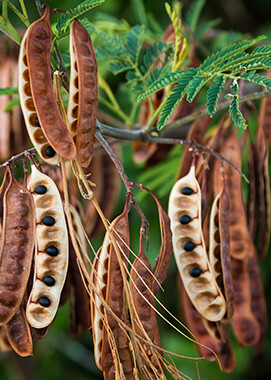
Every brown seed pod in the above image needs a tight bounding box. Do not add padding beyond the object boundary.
[168,165,226,322]
[25,6,76,160]
[18,26,60,165]
[4,305,33,357]
[208,187,234,322]
[129,236,164,379]
[0,169,10,242]
[26,165,69,328]
[0,327,12,352]
[178,276,235,373]
[68,19,98,167]
[259,76,271,145]
[0,168,35,325]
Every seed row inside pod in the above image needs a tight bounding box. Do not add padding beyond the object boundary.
[26,165,69,329]
[168,165,226,322]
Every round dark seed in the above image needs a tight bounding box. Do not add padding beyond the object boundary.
[43,276,55,287]
[180,215,192,224]
[35,117,41,127]
[34,185,47,195]
[42,216,55,226]
[190,267,202,278]
[184,241,196,251]
[45,146,56,157]
[46,246,59,256]
[181,187,194,195]
[38,297,51,307]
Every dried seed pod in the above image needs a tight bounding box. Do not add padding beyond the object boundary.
[0,169,10,242]
[178,276,235,373]
[0,327,12,352]
[168,165,226,322]
[101,208,134,380]
[130,237,164,378]
[68,205,91,336]
[0,169,35,325]
[4,305,33,357]
[26,165,69,328]
[25,6,76,160]
[18,27,59,165]
[259,77,271,145]
[209,188,234,322]
[68,19,98,167]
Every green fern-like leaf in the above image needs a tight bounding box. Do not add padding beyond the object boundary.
[186,0,205,33]
[186,74,207,102]
[126,25,145,65]
[206,75,226,116]
[240,71,271,91]
[157,68,197,130]
[229,82,247,129]
[68,0,104,17]
[0,87,18,96]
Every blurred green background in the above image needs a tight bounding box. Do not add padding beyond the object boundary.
[1,0,271,379]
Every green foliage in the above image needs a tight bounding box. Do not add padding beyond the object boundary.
[206,75,226,116]
[229,82,247,129]
[185,0,205,33]
[0,87,18,95]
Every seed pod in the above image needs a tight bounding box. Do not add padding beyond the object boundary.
[68,19,98,167]
[0,169,35,325]
[178,276,235,373]
[259,77,271,145]
[130,237,164,378]
[168,165,226,322]
[4,305,33,357]
[0,327,12,352]
[101,208,134,380]
[209,188,234,322]
[0,169,10,242]
[18,27,60,165]
[26,165,69,328]
[25,6,76,160]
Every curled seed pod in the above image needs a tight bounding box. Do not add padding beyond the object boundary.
[68,205,91,336]
[25,6,76,160]
[231,257,260,346]
[247,245,267,355]
[201,318,225,343]
[209,188,234,322]
[178,276,235,373]
[68,19,98,167]
[168,165,226,322]
[0,169,35,325]
[0,327,12,352]
[18,28,59,165]
[26,165,69,328]
[130,235,164,379]
[101,208,134,380]
[4,305,33,357]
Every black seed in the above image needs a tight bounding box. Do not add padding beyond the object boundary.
[184,241,196,251]
[46,246,59,256]
[38,296,50,307]
[42,216,55,226]
[34,185,47,194]
[35,117,41,127]
[190,268,202,278]
[180,215,192,224]
[181,187,194,195]
[45,146,56,157]
[43,276,55,286]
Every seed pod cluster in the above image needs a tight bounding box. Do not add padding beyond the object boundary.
[168,165,226,322]
[26,165,69,328]
[68,19,98,168]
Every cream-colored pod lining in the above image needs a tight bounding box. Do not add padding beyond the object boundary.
[168,166,226,322]
[26,165,68,328]
[209,192,222,284]
[67,28,78,139]
[18,29,60,165]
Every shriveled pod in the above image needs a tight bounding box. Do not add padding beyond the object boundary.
[25,6,76,160]
[247,245,267,354]
[0,327,12,352]
[68,205,91,336]
[26,165,69,328]
[101,207,134,380]
[178,277,235,373]
[0,169,10,242]
[68,19,98,167]
[201,318,227,343]
[168,165,226,322]
[130,235,164,379]
[231,257,260,346]
[18,26,59,165]
[0,168,35,325]
[208,187,234,322]
[213,133,251,260]
[4,305,33,357]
